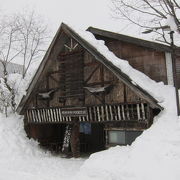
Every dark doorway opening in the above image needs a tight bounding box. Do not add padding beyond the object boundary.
[80,123,105,153]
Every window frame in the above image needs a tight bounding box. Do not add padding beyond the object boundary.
[106,129,143,146]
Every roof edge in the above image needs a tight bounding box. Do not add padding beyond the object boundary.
[87,26,172,52]
[16,23,65,114]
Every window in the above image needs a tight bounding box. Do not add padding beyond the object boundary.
[108,130,142,145]
[108,131,125,144]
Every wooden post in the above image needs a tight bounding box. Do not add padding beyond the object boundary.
[170,31,180,116]
[46,75,50,107]
[70,118,80,158]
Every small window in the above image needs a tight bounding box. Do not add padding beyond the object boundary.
[108,130,125,145]
[107,130,142,145]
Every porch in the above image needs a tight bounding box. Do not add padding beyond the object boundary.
[25,102,151,124]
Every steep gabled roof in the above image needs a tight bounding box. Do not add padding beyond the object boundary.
[17,23,163,114]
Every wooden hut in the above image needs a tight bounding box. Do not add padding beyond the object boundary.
[17,23,180,157]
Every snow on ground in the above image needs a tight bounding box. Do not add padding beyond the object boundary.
[0,86,179,180]
[0,113,85,180]
[74,85,180,180]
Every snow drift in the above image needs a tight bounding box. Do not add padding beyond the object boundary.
[0,113,84,180]
[74,84,180,180]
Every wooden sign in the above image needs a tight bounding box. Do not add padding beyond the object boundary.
[61,107,87,117]
[62,125,72,154]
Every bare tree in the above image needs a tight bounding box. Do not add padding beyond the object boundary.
[0,15,22,114]
[111,0,180,44]
[0,11,49,77]
[15,11,49,78]
[0,11,49,116]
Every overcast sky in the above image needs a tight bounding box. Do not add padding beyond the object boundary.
[0,0,123,32]
[0,0,147,42]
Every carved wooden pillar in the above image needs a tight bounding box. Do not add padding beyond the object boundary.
[70,118,80,158]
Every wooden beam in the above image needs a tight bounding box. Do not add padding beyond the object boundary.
[84,88,104,104]
[84,64,101,84]
[49,74,60,84]
[85,81,112,87]
[100,64,105,104]
[84,62,99,67]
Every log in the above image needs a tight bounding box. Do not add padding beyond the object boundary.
[105,105,109,121]
[97,106,101,122]
[70,119,80,158]
[109,105,113,121]
[121,105,125,120]
[137,104,141,120]
[141,103,146,120]
[117,105,121,121]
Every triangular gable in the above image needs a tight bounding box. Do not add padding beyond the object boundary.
[17,23,163,114]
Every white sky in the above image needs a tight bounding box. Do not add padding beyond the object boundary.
[0,0,122,33]
[0,0,151,43]
[1,0,178,44]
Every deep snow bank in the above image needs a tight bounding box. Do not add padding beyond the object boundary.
[0,113,85,180]
[75,85,180,180]
[0,113,46,157]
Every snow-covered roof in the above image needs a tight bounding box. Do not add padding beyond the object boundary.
[87,27,172,52]
[17,23,164,114]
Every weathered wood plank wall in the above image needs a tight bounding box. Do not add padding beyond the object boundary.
[96,37,168,84]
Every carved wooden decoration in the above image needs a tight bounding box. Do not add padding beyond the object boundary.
[64,38,78,52]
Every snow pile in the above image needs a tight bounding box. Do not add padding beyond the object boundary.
[167,15,179,32]
[0,113,46,157]
[0,63,38,115]
[8,61,40,106]
[76,86,180,180]
[0,113,85,180]
[7,73,27,105]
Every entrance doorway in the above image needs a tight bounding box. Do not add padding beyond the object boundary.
[79,123,105,153]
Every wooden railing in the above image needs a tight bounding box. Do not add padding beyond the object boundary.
[25,103,150,124]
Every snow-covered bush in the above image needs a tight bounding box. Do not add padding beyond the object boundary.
[0,70,35,116]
